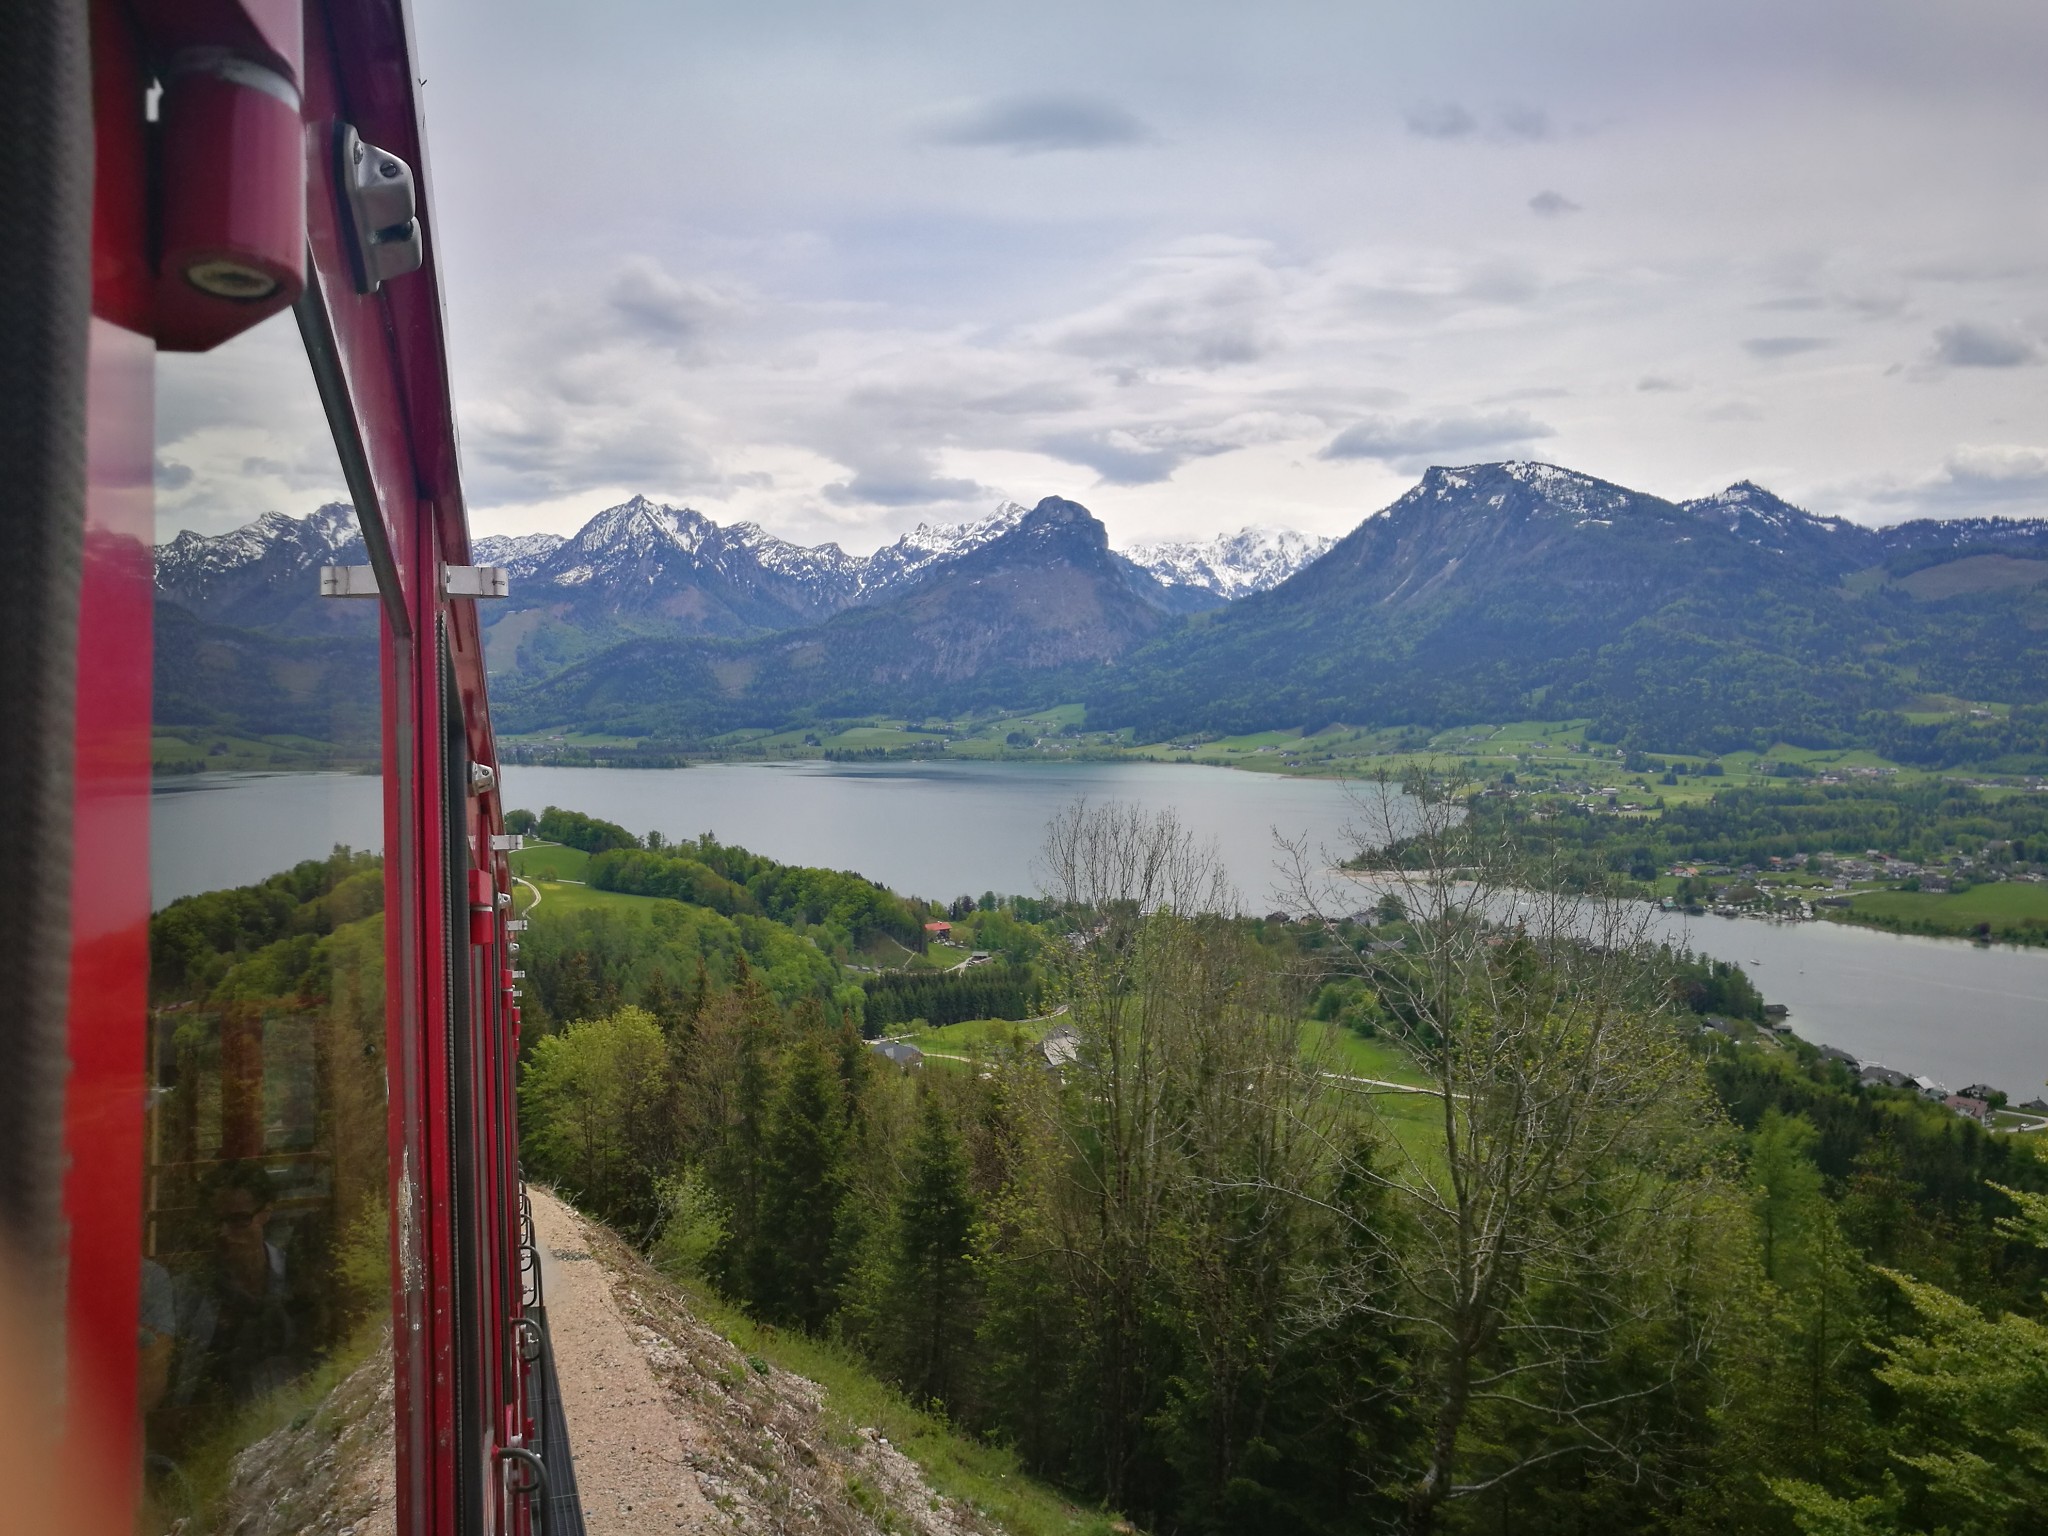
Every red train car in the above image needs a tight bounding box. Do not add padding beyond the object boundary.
[4,0,563,1530]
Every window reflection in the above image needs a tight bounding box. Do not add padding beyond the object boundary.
[145,319,391,1529]
[141,851,389,1523]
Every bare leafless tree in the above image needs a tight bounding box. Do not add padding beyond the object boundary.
[1037,797,1235,918]
[1283,770,1736,1530]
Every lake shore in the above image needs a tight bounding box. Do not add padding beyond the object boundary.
[155,762,2048,1095]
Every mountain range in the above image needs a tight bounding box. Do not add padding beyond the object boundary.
[153,462,2048,769]
[1088,463,2048,759]
[153,493,1329,677]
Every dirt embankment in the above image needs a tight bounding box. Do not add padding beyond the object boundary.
[194,1332,395,1536]
[204,1191,1013,1535]
[537,1188,1007,1536]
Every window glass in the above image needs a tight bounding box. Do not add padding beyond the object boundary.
[142,314,393,1531]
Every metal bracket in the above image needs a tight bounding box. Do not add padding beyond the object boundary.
[490,833,525,852]
[319,564,381,598]
[507,918,528,932]
[445,565,509,599]
[338,124,425,295]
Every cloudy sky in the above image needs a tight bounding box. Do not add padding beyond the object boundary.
[155,0,2048,549]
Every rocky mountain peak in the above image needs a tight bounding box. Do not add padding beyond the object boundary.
[1012,495,1109,549]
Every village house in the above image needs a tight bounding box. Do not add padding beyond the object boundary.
[1944,1094,1992,1125]
[869,1040,924,1071]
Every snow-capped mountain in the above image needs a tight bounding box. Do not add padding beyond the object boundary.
[154,501,368,631]
[853,502,1032,597]
[1121,526,1335,599]
[152,493,1346,675]
[151,496,1044,659]
[470,531,566,575]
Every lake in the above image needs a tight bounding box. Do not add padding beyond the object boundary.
[151,761,2048,1098]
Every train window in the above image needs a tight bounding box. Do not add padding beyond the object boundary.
[140,315,393,1530]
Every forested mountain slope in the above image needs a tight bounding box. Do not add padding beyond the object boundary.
[1086,462,2048,753]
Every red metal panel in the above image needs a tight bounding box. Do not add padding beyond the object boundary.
[64,314,156,1526]
[298,21,423,620]
[62,0,529,1530]
[60,0,156,1515]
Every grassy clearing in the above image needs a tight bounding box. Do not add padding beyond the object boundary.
[515,878,669,919]
[901,1017,1050,1055]
[1302,1021,1428,1084]
[510,842,591,881]
[669,1275,1122,1536]
[1847,880,2048,941]
[854,932,919,968]
[152,728,371,773]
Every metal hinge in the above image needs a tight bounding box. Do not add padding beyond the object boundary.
[507,919,528,932]
[445,565,509,598]
[510,970,526,980]
[319,565,381,598]
[490,833,525,852]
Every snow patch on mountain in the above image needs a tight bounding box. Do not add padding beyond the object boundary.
[470,532,566,575]
[1121,526,1334,598]
[856,502,1031,596]
[156,502,358,581]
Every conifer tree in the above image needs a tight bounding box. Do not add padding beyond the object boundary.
[686,952,710,1025]
[892,1088,979,1407]
[639,967,683,1037]
[753,1034,851,1329]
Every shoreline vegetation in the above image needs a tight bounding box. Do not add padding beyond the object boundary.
[505,708,2048,951]
[155,707,2048,948]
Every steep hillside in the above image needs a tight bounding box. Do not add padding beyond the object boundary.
[153,603,380,763]
[501,496,1171,736]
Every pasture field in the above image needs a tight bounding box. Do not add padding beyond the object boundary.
[510,842,592,881]
[1847,880,2048,941]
